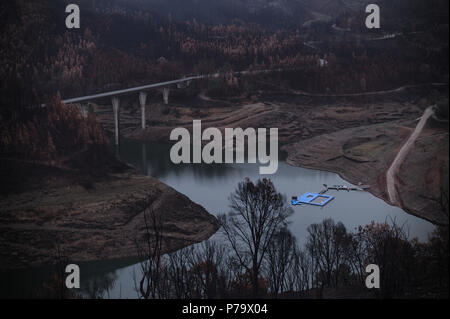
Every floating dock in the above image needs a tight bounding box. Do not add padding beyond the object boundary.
[291,193,334,207]
[321,184,370,193]
[291,184,370,207]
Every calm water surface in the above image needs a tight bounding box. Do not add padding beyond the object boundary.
[0,139,435,298]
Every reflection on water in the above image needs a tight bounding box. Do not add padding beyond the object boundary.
[104,139,435,299]
[0,257,140,299]
[77,258,140,299]
[0,139,435,299]
[120,139,239,179]
[119,139,434,244]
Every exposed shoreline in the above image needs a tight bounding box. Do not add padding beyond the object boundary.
[97,89,448,226]
[284,157,443,227]
[2,88,447,270]
[284,117,448,226]
[0,160,220,270]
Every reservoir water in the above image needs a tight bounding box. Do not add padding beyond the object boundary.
[0,139,435,298]
[119,140,434,244]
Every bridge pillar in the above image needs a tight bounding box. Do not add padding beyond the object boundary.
[80,104,88,119]
[139,92,147,130]
[112,97,120,146]
[163,87,170,105]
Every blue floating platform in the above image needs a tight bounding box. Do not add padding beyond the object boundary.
[291,193,334,207]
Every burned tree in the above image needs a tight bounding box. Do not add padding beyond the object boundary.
[218,178,293,297]
[306,219,352,291]
[134,205,167,299]
[187,240,229,299]
[166,246,192,299]
[265,227,296,297]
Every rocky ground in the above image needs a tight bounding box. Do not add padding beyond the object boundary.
[95,87,449,226]
[0,159,219,270]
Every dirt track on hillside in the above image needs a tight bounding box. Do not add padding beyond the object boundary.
[386,106,435,205]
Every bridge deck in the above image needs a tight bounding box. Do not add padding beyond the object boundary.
[62,75,203,104]
[60,68,285,105]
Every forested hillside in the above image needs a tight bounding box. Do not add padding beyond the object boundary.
[0,0,448,111]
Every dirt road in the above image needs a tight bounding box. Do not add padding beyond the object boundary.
[386,106,435,204]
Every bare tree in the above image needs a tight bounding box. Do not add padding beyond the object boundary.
[295,247,312,293]
[306,219,351,292]
[218,178,293,297]
[265,227,296,297]
[166,246,192,299]
[348,229,370,288]
[135,205,167,299]
[355,219,412,297]
[331,221,352,288]
[187,240,229,299]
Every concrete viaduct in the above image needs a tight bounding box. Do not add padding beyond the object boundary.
[60,69,285,145]
[62,75,204,145]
